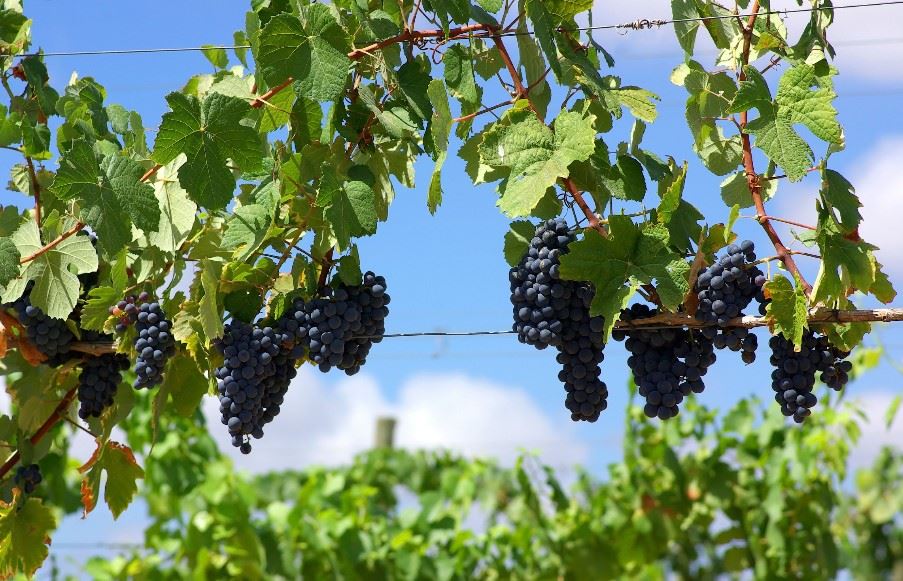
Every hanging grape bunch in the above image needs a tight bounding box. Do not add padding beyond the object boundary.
[13,464,42,495]
[613,304,717,420]
[695,241,766,364]
[769,330,853,423]
[510,219,609,422]
[77,353,130,419]
[111,293,176,389]
[11,284,76,364]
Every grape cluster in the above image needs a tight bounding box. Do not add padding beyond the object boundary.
[555,284,608,422]
[336,272,391,375]
[614,304,717,420]
[214,322,296,454]
[278,272,391,376]
[769,331,853,423]
[509,219,574,348]
[695,241,766,363]
[11,291,75,364]
[510,219,609,422]
[112,295,175,390]
[77,353,129,419]
[13,464,42,494]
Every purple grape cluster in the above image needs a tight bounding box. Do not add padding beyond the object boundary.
[769,330,853,423]
[695,241,766,364]
[614,304,717,420]
[510,219,609,422]
[77,353,129,419]
[14,464,42,494]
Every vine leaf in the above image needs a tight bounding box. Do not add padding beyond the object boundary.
[199,260,224,341]
[742,65,842,181]
[0,494,56,578]
[765,274,809,349]
[147,157,198,253]
[50,141,160,255]
[560,217,689,337]
[317,169,377,250]
[2,220,98,320]
[657,162,703,253]
[80,286,120,332]
[426,79,452,214]
[504,220,536,267]
[222,203,271,260]
[819,169,861,235]
[256,5,351,102]
[0,238,19,287]
[480,109,596,217]
[152,92,263,210]
[720,171,776,208]
[811,208,897,306]
[78,440,145,519]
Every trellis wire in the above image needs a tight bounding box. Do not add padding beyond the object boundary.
[15,1,903,58]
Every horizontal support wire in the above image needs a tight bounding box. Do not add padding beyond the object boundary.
[65,309,903,356]
[15,1,903,58]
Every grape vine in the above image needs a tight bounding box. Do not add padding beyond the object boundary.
[0,1,900,574]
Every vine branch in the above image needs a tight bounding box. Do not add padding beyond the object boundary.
[0,386,78,481]
[737,1,812,295]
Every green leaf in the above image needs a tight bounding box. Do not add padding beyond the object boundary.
[199,260,224,341]
[746,106,813,182]
[147,158,197,253]
[546,0,593,21]
[720,171,776,208]
[0,495,56,578]
[765,274,809,349]
[159,354,209,417]
[745,65,842,181]
[336,246,362,286]
[3,220,98,319]
[657,162,703,252]
[223,204,271,258]
[444,44,482,136]
[256,6,351,102]
[80,286,119,332]
[201,45,228,68]
[728,66,772,114]
[50,141,159,254]
[610,87,659,123]
[560,217,689,336]
[0,238,19,287]
[811,208,896,306]
[671,0,700,53]
[257,80,296,134]
[427,79,452,214]
[819,169,861,234]
[152,92,263,210]
[397,56,433,122]
[78,441,145,519]
[504,220,536,267]
[480,109,596,217]
[318,170,377,250]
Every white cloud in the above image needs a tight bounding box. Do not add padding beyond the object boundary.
[589,0,903,83]
[203,369,589,473]
[778,135,903,281]
[848,390,902,472]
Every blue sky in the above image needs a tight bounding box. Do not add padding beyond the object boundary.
[2,0,903,569]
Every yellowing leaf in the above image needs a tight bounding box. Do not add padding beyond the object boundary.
[78,440,145,519]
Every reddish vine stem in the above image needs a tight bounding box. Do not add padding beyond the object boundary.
[758,215,816,231]
[0,386,78,481]
[251,77,294,109]
[19,220,85,265]
[347,23,492,61]
[317,249,334,288]
[738,1,812,294]
[139,163,162,182]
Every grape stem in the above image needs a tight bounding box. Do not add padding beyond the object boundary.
[737,1,812,295]
[0,386,78,481]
